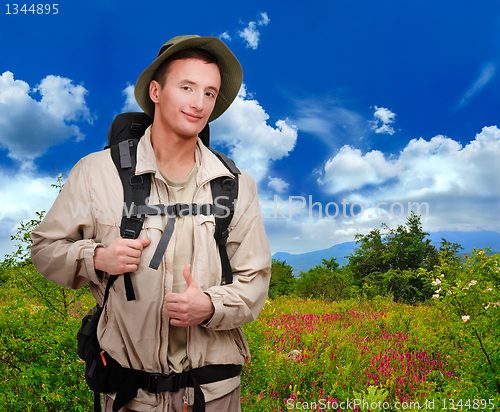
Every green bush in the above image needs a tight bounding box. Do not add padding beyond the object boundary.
[269,259,296,299]
[295,258,353,301]
[421,249,500,395]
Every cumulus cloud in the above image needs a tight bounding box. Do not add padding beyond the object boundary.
[238,12,270,49]
[263,125,500,253]
[268,176,289,193]
[121,84,142,112]
[319,146,401,193]
[0,167,62,259]
[210,84,297,184]
[320,126,500,195]
[457,62,496,110]
[317,126,500,231]
[370,106,396,135]
[0,71,92,160]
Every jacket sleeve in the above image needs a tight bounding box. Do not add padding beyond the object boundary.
[31,156,104,290]
[203,171,271,330]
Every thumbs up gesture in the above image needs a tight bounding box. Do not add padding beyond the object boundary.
[164,264,215,327]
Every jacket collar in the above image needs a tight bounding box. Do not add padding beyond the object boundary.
[135,126,234,185]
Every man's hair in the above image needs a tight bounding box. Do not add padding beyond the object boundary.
[152,48,219,88]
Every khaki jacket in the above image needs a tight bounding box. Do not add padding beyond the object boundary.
[31,128,271,411]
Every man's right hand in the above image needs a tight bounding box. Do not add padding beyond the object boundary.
[94,238,151,275]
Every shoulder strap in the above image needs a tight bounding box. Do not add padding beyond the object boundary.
[210,169,239,285]
[110,139,151,301]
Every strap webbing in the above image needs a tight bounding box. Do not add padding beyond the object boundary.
[112,364,242,412]
[149,217,175,270]
[110,140,151,301]
[211,176,239,285]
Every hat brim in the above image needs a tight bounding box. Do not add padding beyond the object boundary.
[134,36,243,123]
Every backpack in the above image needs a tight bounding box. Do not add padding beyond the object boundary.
[77,112,242,411]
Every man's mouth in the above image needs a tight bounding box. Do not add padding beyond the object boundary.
[182,111,202,121]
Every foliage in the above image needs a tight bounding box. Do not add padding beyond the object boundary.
[0,294,93,411]
[347,213,439,303]
[0,175,96,410]
[268,259,296,299]
[240,297,500,411]
[295,258,353,301]
[421,249,500,395]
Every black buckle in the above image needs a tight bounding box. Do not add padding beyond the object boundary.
[123,228,138,239]
[147,373,176,393]
[130,174,144,186]
[147,373,161,392]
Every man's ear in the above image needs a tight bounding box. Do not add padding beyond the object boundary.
[149,80,160,104]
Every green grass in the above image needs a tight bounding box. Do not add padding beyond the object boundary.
[0,268,498,411]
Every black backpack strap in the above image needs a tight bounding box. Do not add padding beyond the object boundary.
[210,174,239,285]
[210,148,240,175]
[110,139,151,301]
[111,363,242,412]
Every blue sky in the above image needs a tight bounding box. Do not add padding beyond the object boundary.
[1,0,500,258]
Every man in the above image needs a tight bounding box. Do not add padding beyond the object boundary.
[31,35,271,412]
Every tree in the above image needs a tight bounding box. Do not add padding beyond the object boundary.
[268,259,296,299]
[295,258,352,301]
[346,213,440,303]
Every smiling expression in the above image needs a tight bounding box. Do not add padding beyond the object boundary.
[149,58,221,142]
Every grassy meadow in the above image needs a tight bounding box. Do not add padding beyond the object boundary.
[1,212,499,410]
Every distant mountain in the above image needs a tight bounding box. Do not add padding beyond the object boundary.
[273,241,356,275]
[272,230,500,275]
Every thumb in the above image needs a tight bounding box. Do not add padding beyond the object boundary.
[183,264,197,288]
[140,238,151,247]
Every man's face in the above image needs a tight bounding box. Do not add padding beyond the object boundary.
[150,58,221,141]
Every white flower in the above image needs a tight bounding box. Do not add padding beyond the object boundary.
[469,280,477,286]
[435,288,442,294]
[462,315,470,322]
[432,279,442,286]
[432,294,439,299]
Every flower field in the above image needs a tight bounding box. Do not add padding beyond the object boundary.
[1,247,499,411]
[240,297,500,411]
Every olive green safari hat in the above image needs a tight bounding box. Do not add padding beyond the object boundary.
[134,35,243,123]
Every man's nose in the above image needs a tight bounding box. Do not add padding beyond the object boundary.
[189,91,204,111]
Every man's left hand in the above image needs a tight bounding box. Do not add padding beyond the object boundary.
[164,264,215,327]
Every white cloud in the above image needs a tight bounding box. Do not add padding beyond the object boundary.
[0,71,92,160]
[457,62,496,110]
[320,126,500,196]
[0,168,62,259]
[219,32,231,41]
[317,126,500,232]
[370,106,396,135]
[258,12,270,26]
[268,176,289,193]
[319,146,401,193]
[292,100,368,149]
[121,84,142,112]
[210,84,297,184]
[238,12,270,49]
[239,22,260,49]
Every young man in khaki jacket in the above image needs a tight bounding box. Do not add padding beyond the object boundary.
[31,35,271,412]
